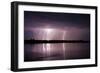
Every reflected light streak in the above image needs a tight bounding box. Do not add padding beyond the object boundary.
[46,28,52,58]
[42,28,66,59]
[42,28,53,58]
[42,32,46,58]
[63,31,66,59]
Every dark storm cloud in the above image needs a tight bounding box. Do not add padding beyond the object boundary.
[24,11,90,28]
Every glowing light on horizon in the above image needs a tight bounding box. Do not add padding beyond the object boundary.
[41,28,66,59]
[43,28,53,58]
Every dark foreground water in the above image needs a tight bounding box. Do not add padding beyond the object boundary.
[24,43,90,62]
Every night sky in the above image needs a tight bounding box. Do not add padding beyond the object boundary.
[24,11,90,28]
[24,11,90,62]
